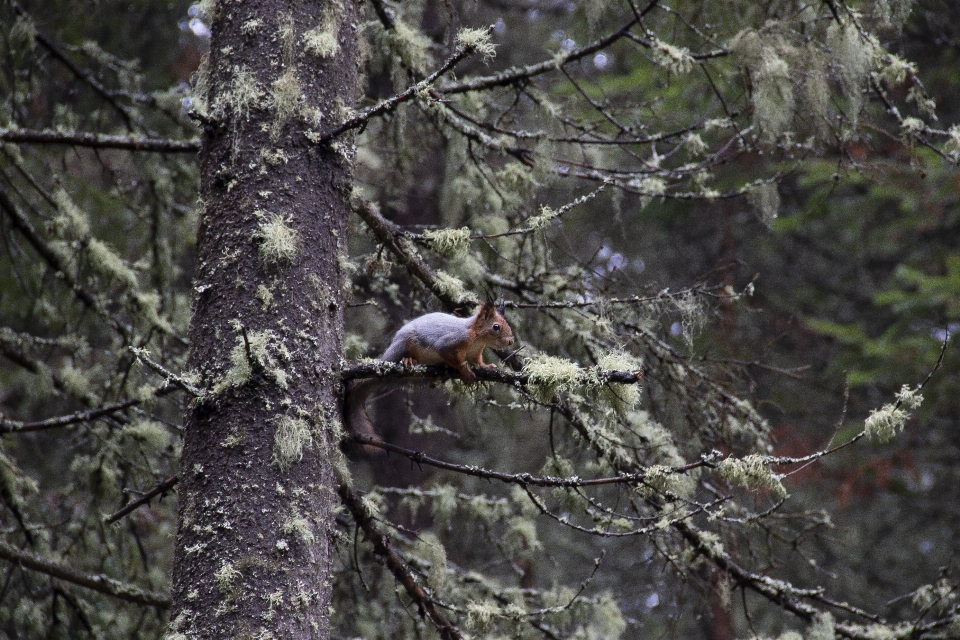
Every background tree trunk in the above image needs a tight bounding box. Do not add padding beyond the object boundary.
[169,1,357,637]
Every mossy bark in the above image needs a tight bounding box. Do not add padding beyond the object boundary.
[170,1,357,637]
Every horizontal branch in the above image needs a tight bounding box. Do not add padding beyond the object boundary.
[0,399,141,434]
[0,540,170,608]
[340,360,644,385]
[0,128,199,153]
[348,434,705,487]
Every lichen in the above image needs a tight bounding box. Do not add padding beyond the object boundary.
[745,181,781,227]
[274,415,312,469]
[864,385,922,442]
[595,351,643,416]
[717,453,787,499]
[456,27,496,62]
[424,227,471,258]
[256,213,301,265]
[270,68,302,139]
[523,354,584,403]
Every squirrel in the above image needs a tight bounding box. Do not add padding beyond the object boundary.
[346,301,514,452]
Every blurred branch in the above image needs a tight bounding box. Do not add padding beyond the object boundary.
[11,1,136,128]
[0,183,132,340]
[103,475,179,525]
[317,27,494,144]
[348,434,705,487]
[0,128,199,153]
[339,484,463,640]
[0,540,170,608]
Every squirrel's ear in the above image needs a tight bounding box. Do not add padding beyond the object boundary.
[496,299,506,316]
[477,301,494,319]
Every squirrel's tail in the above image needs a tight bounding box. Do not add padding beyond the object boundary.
[345,378,387,456]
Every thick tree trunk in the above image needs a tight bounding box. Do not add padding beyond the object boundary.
[170,1,357,637]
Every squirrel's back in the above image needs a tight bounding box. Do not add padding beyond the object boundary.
[381,312,472,363]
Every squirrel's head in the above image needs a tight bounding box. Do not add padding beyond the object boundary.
[476,301,514,349]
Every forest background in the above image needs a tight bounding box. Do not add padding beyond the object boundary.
[0,0,959,638]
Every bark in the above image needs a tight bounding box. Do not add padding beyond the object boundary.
[169,1,357,638]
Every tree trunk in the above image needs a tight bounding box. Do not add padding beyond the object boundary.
[169,1,357,637]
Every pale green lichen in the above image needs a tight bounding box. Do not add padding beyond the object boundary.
[213,327,288,394]
[651,39,695,74]
[527,204,559,230]
[256,213,301,264]
[270,68,302,139]
[413,532,449,592]
[424,227,471,258]
[456,27,496,61]
[274,415,312,469]
[753,53,794,142]
[304,6,341,59]
[745,181,781,227]
[879,54,916,86]
[304,27,338,58]
[809,612,836,640]
[432,270,470,303]
[383,19,433,75]
[523,354,584,403]
[281,512,316,545]
[595,351,643,415]
[827,21,878,116]
[900,116,926,142]
[717,453,787,499]
[256,284,274,309]
[864,385,922,442]
[215,562,241,596]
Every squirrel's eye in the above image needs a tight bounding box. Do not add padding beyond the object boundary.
[492,323,501,332]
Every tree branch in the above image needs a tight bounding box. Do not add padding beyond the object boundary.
[440,19,638,95]
[338,484,463,640]
[0,128,199,153]
[340,359,644,385]
[317,28,493,144]
[103,475,179,525]
[0,182,132,340]
[347,434,704,487]
[0,540,170,608]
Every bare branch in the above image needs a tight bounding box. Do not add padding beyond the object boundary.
[103,475,179,525]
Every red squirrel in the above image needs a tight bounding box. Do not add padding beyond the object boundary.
[346,301,514,450]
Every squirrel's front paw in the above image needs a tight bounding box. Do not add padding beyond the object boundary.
[481,363,498,370]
